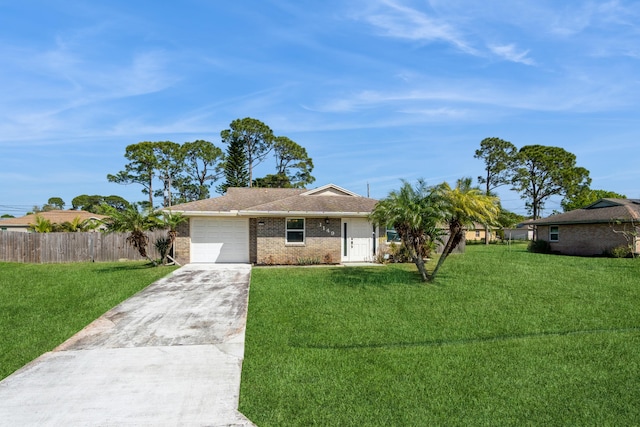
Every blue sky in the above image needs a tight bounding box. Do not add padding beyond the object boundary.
[2,0,639,217]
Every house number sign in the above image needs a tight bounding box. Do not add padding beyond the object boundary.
[318,222,335,236]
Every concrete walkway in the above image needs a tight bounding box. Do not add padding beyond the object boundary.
[0,263,256,426]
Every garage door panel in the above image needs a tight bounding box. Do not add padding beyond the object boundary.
[191,218,249,263]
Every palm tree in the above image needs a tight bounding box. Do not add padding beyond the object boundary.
[59,216,101,232]
[160,210,187,265]
[430,177,499,281]
[370,180,441,282]
[102,205,162,265]
[29,215,53,233]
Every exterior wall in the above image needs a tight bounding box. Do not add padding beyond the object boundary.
[255,217,342,265]
[503,228,533,241]
[537,223,629,256]
[249,218,258,264]
[465,229,496,242]
[173,220,191,265]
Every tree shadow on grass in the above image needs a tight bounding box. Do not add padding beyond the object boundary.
[293,327,640,351]
[95,261,158,273]
[329,264,425,288]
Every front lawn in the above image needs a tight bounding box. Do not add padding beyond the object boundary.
[0,261,177,380]
[240,244,640,425]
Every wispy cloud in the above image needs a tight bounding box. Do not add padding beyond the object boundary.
[488,43,535,65]
[358,0,479,55]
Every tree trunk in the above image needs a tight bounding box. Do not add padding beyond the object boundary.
[413,254,430,282]
[429,224,463,282]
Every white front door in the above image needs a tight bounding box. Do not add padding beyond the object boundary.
[342,218,374,262]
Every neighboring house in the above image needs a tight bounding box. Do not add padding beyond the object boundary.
[0,210,106,232]
[530,199,640,256]
[167,184,380,265]
[465,222,499,242]
[503,220,535,241]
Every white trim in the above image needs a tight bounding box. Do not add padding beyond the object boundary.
[285,217,305,245]
[301,184,361,197]
[171,210,371,218]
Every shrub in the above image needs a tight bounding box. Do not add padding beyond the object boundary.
[297,256,321,265]
[388,242,411,263]
[528,240,550,254]
[608,245,631,258]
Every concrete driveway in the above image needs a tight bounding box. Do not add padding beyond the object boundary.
[0,263,256,426]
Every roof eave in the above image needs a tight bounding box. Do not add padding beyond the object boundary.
[167,210,240,217]
[241,210,371,217]
[171,210,372,218]
[532,219,634,225]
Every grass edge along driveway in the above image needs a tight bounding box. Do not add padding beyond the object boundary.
[0,261,177,380]
[240,244,640,426]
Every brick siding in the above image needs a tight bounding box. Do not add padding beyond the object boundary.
[173,220,191,265]
[537,223,629,256]
[255,217,341,265]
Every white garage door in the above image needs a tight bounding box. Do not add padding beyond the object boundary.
[190,218,249,263]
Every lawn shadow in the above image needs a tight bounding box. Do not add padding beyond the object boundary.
[95,261,158,273]
[294,326,640,351]
[329,264,424,288]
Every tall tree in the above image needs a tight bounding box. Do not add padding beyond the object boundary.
[561,188,626,212]
[108,141,158,208]
[253,174,293,188]
[272,136,315,188]
[47,197,65,210]
[152,141,183,207]
[218,133,249,194]
[179,140,224,200]
[474,137,517,244]
[370,180,441,282]
[220,117,274,186]
[511,145,591,219]
[474,137,518,195]
[72,194,130,214]
[430,178,499,281]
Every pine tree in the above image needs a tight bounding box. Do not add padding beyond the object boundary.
[217,135,249,194]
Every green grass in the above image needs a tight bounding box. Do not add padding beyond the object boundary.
[240,244,640,426]
[0,261,177,380]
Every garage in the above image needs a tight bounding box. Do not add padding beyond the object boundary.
[190,217,249,263]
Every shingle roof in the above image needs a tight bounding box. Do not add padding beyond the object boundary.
[531,199,640,225]
[168,184,378,217]
[0,210,107,226]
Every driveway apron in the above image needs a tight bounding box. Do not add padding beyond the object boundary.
[0,263,256,426]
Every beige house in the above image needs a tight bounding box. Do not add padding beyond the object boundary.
[465,222,499,242]
[0,210,106,232]
[168,184,380,265]
[530,199,640,256]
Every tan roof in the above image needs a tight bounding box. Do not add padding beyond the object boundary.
[168,184,378,217]
[531,199,640,225]
[0,210,107,226]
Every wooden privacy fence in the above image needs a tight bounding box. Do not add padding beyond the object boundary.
[0,230,169,264]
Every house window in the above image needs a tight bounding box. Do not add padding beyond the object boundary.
[386,226,401,243]
[286,218,305,244]
[549,226,559,242]
[475,230,481,238]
